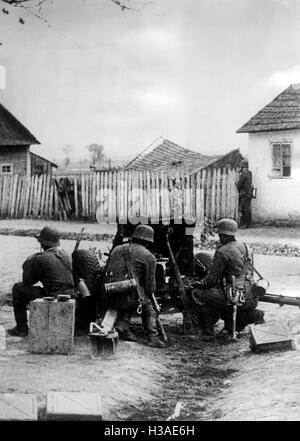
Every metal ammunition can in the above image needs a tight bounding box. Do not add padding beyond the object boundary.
[104,279,137,296]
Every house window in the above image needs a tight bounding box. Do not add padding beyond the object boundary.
[272,143,291,177]
[0,163,13,174]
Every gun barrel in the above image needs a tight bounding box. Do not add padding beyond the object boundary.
[260,293,300,307]
[73,227,85,254]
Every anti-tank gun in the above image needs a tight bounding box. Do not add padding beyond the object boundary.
[249,265,300,309]
[258,292,300,307]
[110,217,212,314]
[72,218,300,335]
[196,251,300,311]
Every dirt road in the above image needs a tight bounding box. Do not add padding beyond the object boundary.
[1,234,300,420]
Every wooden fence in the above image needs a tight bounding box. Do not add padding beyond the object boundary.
[0,168,239,224]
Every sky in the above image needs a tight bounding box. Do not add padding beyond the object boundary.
[0,0,300,164]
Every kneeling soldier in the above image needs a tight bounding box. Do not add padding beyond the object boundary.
[104,224,167,348]
[191,218,264,338]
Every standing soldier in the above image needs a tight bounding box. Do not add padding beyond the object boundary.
[236,159,253,228]
[190,218,264,338]
[104,224,167,348]
[8,226,76,337]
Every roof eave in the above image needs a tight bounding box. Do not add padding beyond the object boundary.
[31,139,41,145]
[0,139,40,146]
[236,126,300,134]
[189,149,240,175]
[30,151,57,167]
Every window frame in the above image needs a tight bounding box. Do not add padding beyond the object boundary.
[0,163,13,175]
[270,141,292,178]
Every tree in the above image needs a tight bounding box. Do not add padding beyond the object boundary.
[62,144,73,168]
[86,143,106,167]
[0,0,153,47]
[0,0,147,24]
[1,0,139,9]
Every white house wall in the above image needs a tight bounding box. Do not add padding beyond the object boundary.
[249,129,300,222]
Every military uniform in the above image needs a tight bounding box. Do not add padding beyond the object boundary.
[236,167,253,228]
[191,239,263,334]
[11,248,76,334]
[9,227,76,336]
[105,241,160,340]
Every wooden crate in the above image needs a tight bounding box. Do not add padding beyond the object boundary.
[29,298,75,354]
[0,394,38,421]
[249,322,295,353]
[46,392,102,421]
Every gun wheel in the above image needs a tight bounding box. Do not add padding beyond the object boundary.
[72,249,102,294]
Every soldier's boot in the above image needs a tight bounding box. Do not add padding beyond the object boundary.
[181,288,197,335]
[115,310,138,342]
[7,326,28,338]
[142,299,167,348]
[224,308,265,335]
[7,283,29,337]
[247,308,265,325]
[194,304,219,337]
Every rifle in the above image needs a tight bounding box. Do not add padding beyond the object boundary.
[72,228,90,299]
[165,230,191,334]
[95,244,114,318]
[73,227,85,254]
[150,293,169,344]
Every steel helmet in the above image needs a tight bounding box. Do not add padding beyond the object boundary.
[240,159,249,168]
[216,218,238,236]
[132,225,154,243]
[36,226,60,247]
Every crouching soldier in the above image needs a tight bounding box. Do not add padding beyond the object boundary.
[190,218,264,338]
[8,226,76,337]
[103,224,167,348]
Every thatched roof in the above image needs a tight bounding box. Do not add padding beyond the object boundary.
[189,148,243,175]
[126,139,220,175]
[237,84,300,133]
[0,103,40,146]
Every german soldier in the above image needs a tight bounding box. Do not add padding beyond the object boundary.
[104,224,167,348]
[236,159,253,228]
[8,226,76,337]
[190,218,264,338]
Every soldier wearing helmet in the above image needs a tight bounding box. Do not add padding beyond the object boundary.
[103,224,167,347]
[236,158,253,228]
[190,218,264,338]
[8,226,76,337]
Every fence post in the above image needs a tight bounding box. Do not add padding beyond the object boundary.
[9,174,18,218]
[206,169,212,221]
[215,168,221,221]
[28,175,35,217]
[233,169,239,221]
[39,174,46,218]
[210,168,216,222]
[2,175,8,216]
[14,174,22,217]
[230,168,238,220]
